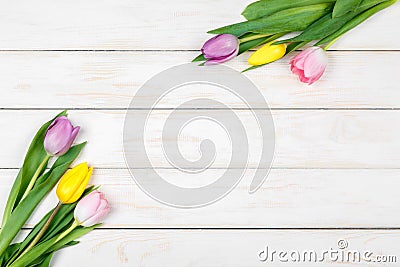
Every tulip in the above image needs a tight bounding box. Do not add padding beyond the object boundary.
[9,188,105,266]
[248,42,286,66]
[13,163,93,260]
[49,190,109,244]
[74,191,110,227]
[56,163,93,204]
[44,116,80,156]
[290,47,328,85]
[20,116,80,202]
[201,34,239,65]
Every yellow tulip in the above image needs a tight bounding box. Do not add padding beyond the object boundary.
[56,162,93,204]
[248,42,286,66]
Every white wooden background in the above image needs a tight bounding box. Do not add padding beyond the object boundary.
[0,0,400,266]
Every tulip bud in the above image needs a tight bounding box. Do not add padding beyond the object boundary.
[248,42,286,66]
[44,116,80,156]
[56,163,93,204]
[290,47,328,85]
[74,191,110,227]
[201,34,239,65]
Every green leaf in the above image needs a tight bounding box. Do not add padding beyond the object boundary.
[17,209,53,254]
[242,65,266,73]
[8,187,94,265]
[9,225,98,267]
[29,241,79,267]
[274,0,387,44]
[33,252,54,267]
[35,170,51,186]
[1,111,67,229]
[48,226,97,254]
[209,3,333,37]
[0,243,21,266]
[286,41,310,54]
[192,54,205,62]
[357,0,391,9]
[242,0,336,20]
[238,37,271,54]
[47,240,80,255]
[42,186,96,241]
[41,217,75,244]
[332,0,362,18]
[18,185,96,257]
[317,0,397,45]
[0,142,86,256]
[273,12,351,44]
[240,32,287,55]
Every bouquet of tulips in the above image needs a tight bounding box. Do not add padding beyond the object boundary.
[194,0,397,84]
[0,111,110,267]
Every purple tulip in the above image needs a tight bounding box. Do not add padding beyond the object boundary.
[201,34,239,65]
[44,116,80,156]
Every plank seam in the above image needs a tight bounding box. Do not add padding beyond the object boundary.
[3,167,400,170]
[2,108,400,111]
[18,227,400,231]
[0,50,398,52]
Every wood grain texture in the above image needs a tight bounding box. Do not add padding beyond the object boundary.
[0,0,399,264]
[1,169,399,228]
[0,110,400,169]
[31,229,399,266]
[0,1,398,50]
[0,51,398,109]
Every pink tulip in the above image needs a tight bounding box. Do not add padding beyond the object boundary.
[74,191,110,227]
[290,47,328,85]
[44,116,80,156]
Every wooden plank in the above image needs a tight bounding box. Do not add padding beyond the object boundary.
[1,169,399,228]
[18,229,398,266]
[1,110,400,169]
[0,1,398,50]
[0,51,398,109]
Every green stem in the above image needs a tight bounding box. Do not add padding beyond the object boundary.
[240,34,270,43]
[20,155,51,201]
[6,203,61,266]
[7,220,80,267]
[55,219,79,243]
[323,35,342,51]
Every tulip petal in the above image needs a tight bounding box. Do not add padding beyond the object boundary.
[96,198,109,212]
[303,50,328,78]
[307,67,326,85]
[290,47,327,85]
[74,191,102,223]
[202,34,239,59]
[297,72,310,83]
[44,117,73,156]
[70,166,93,201]
[44,117,80,156]
[292,47,317,70]
[248,42,286,66]
[67,166,93,203]
[74,191,110,227]
[56,162,86,191]
[57,163,90,203]
[205,48,239,65]
[81,205,110,227]
[54,126,80,156]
